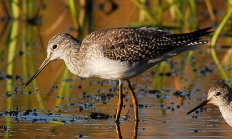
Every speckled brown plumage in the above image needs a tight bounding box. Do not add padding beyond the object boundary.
[82,27,212,63]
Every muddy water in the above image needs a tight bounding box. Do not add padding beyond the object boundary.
[0,0,232,138]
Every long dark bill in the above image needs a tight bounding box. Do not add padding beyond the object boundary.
[24,57,51,87]
[187,99,209,115]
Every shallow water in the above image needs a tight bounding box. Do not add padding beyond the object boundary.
[0,0,232,138]
[1,47,232,138]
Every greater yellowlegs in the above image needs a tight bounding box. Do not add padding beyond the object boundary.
[187,83,232,127]
[24,27,212,123]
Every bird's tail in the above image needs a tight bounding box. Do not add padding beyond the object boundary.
[168,27,213,47]
[148,27,213,64]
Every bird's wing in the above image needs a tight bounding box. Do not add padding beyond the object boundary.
[81,27,211,63]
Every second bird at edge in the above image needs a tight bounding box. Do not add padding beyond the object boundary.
[187,82,232,127]
[24,26,213,123]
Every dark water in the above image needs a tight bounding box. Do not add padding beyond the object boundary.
[0,0,232,138]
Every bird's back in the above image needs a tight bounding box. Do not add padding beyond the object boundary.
[80,27,212,64]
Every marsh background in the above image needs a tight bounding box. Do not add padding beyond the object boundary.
[0,0,232,138]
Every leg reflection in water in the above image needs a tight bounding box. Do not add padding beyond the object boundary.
[115,120,138,139]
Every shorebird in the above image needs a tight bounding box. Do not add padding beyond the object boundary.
[24,27,212,123]
[187,83,232,127]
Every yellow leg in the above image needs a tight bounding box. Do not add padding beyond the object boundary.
[115,80,123,123]
[126,80,139,121]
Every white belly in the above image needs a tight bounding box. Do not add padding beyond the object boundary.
[86,56,149,80]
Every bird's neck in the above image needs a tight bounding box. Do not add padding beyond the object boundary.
[219,105,232,127]
[63,48,91,77]
[62,48,81,74]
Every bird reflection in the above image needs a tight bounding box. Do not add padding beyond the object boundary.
[115,120,138,139]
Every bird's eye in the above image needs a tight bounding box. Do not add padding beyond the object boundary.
[216,92,221,96]
[52,44,58,50]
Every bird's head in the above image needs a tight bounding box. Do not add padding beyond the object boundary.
[24,33,81,87]
[187,83,232,115]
